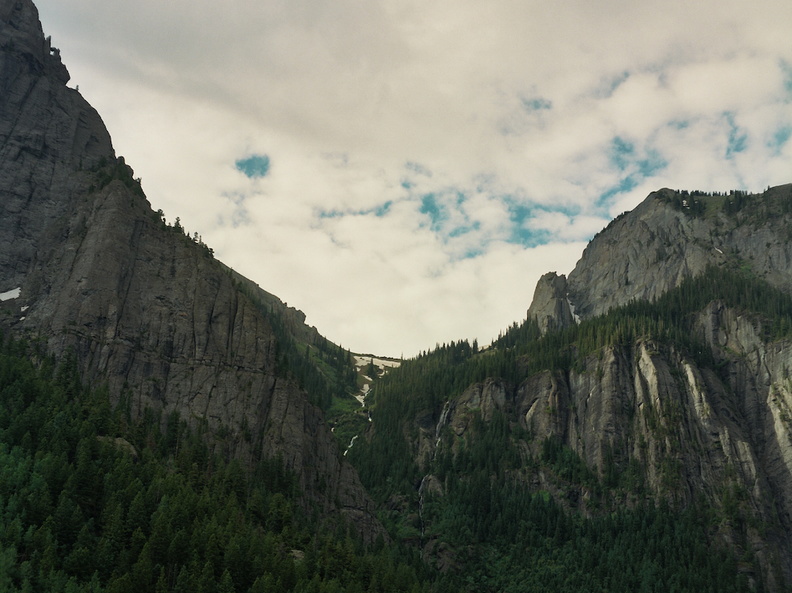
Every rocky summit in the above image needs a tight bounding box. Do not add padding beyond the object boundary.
[529,185,792,328]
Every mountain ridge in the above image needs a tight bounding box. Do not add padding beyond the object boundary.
[528,185,792,333]
[351,197,792,590]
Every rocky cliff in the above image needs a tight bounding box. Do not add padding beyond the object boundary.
[459,191,792,586]
[407,298,792,588]
[352,187,792,589]
[529,186,792,329]
[0,0,380,538]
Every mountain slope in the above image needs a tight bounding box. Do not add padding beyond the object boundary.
[350,194,792,591]
[0,0,379,538]
[528,186,792,330]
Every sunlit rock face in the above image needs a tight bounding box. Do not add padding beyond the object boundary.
[420,307,792,587]
[0,0,382,541]
[503,187,792,587]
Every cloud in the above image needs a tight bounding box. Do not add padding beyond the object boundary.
[33,0,792,356]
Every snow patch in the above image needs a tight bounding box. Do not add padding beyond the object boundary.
[0,287,21,301]
[354,355,402,371]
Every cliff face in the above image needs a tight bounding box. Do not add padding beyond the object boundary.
[517,188,792,563]
[0,0,380,538]
[418,303,792,584]
[0,0,113,290]
[525,271,576,334]
[529,186,792,328]
[405,188,792,587]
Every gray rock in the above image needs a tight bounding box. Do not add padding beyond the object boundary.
[428,310,792,585]
[572,187,792,314]
[527,186,792,330]
[526,271,575,333]
[0,0,382,540]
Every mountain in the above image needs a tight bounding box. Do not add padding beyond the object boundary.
[3,1,792,592]
[528,186,792,331]
[349,188,792,592]
[0,0,380,540]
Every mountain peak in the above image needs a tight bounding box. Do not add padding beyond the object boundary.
[528,185,792,332]
[0,0,69,83]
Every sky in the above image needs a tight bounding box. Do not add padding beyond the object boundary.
[35,0,792,358]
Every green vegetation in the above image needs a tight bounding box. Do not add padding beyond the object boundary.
[0,336,435,593]
[89,156,146,199]
[352,265,792,499]
[231,277,359,413]
[3,232,789,591]
[658,187,792,220]
[345,265,791,591]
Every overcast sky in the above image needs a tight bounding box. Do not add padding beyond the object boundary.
[36,0,792,357]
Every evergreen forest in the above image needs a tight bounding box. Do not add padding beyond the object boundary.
[347,266,792,592]
[0,265,788,591]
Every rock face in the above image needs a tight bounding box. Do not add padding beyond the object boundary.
[483,187,792,586]
[408,186,792,587]
[424,303,792,586]
[0,0,381,539]
[0,0,113,290]
[526,271,576,333]
[528,186,792,329]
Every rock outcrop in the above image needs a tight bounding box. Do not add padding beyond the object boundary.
[528,186,792,330]
[0,0,381,539]
[443,188,792,586]
[526,271,576,333]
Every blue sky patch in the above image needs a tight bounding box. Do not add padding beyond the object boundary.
[598,176,639,206]
[609,137,635,171]
[595,71,630,98]
[502,201,547,247]
[724,113,748,158]
[781,60,792,97]
[317,200,394,220]
[405,161,432,177]
[448,221,480,238]
[604,138,666,204]
[769,126,791,154]
[374,201,392,217]
[419,193,447,232]
[637,149,668,177]
[235,154,270,178]
[415,191,486,251]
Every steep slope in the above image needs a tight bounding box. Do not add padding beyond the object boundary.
[0,0,379,537]
[528,186,792,328]
[0,0,112,288]
[350,197,792,590]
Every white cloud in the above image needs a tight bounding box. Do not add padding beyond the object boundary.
[33,0,792,356]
